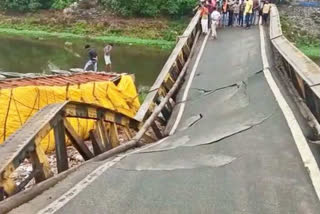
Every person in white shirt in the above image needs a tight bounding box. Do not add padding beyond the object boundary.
[104,44,113,72]
[211,7,221,39]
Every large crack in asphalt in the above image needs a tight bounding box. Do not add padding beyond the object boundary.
[176,71,260,105]
[113,70,271,171]
[178,114,203,131]
[190,88,213,94]
[190,112,275,147]
[118,69,271,171]
[116,111,274,171]
[139,111,276,154]
[176,82,240,105]
[177,68,263,105]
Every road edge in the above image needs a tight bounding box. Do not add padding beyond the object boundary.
[259,24,320,201]
[169,33,210,135]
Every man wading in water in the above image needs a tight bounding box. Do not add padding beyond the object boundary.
[84,45,98,72]
[104,44,113,72]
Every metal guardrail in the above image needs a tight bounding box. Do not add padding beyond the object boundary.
[270,5,320,129]
[0,11,202,204]
[0,101,140,200]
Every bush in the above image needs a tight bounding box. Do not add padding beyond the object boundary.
[0,0,75,11]
[100,0,197,17]
[0,0,196,16]
[51,0,76,9]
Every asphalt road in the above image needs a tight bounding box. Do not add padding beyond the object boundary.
[12,27,320,214]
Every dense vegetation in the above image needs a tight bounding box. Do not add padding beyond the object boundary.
[100,0,197,17]
[0,0,197,16]
[0,0,76,11]
[281,15,320,60]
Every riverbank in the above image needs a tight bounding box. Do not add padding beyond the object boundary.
[279,5,320,64]
[297,45,319,60]
[0,10,189,49]
[0,28,175,48]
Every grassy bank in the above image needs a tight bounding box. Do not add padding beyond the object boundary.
[280,15,320,63]
[297,44,319,59]
[298,44,320,66]
[0,11,189,49]
[0,27,175,48]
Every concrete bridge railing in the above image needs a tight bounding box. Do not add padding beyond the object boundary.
[135,11,201,123]
[0,101,141,201]
[270,5,320,137]
[0,11,202,210]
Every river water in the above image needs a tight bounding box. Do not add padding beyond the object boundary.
[0,36,170,87]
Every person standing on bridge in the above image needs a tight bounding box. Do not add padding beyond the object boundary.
[227,0,235,26]
[84,45,98,72]
[258,0,264,24]
[206,0,214,30]
[251,0,260,25]
[104,44,113,73]
[244,0,253,28]
[208,0,217,28]
[211,7,221,39]
[221,0,228,27]
[211,0,217,8]
[239,1,245,27]
[262,1,271,25]
[233,1,240,26]
[200,3,209,34]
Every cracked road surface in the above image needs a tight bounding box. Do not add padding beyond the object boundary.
[13,28,320,214]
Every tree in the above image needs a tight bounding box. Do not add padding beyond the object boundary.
[0,0,75,11]
[99,0,197,17]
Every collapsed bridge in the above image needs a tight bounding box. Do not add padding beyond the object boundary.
[1,5,320,214]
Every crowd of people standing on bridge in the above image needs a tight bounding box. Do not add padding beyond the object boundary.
[199,0,272,39]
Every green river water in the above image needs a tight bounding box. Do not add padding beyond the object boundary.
[0,36,170,88]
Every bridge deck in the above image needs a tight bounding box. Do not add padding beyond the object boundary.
[12,27,320,213]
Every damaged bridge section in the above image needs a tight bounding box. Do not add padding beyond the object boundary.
[9,22,320,214]
[21,27,319,214]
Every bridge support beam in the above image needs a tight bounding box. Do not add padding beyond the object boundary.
[54,118,69,173]
[64,119,94,160]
